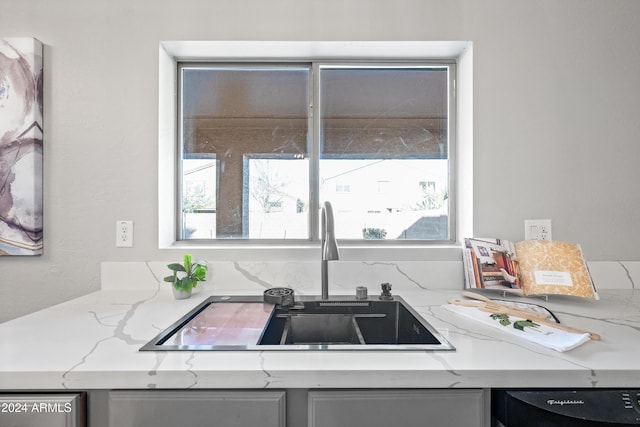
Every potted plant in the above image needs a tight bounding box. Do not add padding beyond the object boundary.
[164,254,207,299]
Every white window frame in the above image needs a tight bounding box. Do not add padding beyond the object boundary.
[159,41,473,261]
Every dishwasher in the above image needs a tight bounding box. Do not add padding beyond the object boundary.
[493,389,640,426]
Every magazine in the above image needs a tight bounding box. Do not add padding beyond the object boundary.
[462,238,598,299]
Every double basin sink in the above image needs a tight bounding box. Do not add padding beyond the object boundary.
[140,294,454,351]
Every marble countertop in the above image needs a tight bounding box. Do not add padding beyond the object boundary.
[1,287,639,390]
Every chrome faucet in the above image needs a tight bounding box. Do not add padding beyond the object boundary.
[321,201,340,300]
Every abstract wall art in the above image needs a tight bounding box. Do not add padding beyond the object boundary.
[0,38,43,255]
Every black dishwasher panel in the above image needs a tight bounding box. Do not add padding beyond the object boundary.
[493,389,640,426]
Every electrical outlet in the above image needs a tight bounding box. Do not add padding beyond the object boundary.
[116,220,134,247]
[525,219,552,241]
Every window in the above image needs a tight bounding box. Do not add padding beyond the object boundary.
[179,61,455,243]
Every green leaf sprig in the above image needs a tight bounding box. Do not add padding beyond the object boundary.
[513,319,540,331]
[490,313,511,326]
[490,313,540,331]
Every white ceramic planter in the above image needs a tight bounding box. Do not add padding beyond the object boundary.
[172,287,192,300]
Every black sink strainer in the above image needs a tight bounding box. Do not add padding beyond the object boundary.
[264,287,295,307]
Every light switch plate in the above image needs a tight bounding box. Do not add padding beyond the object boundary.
[525,219,552,241]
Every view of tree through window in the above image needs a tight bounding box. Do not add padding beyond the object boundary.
[179,63,454,242]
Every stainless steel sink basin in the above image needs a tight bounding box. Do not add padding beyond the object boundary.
[279,312,368,345]
[140,295,455,351]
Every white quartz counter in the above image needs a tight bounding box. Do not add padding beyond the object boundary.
[2,286,639,390]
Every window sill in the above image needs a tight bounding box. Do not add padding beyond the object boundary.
[164,240,463,262]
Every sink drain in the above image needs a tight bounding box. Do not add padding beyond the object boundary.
[264,287,295,307]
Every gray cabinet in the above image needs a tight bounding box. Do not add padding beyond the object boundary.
[308,389,487,427]
[108,390,285,427]
[0,393,86,427]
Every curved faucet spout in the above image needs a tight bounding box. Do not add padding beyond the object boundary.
[322,202,340,261]
[321,202,340,299]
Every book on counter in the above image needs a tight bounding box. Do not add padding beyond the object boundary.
[462,237,598,300]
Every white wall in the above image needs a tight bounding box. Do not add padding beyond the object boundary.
[2,0,640,322]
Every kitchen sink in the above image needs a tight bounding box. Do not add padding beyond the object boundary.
[140,295,455,351]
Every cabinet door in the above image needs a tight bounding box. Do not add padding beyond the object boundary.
[0,393,86,427]
[309,389,486,427]
[108,390,285,427]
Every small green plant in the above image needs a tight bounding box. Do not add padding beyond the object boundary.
[164,254,207,292]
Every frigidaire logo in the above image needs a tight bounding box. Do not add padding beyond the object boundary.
[547,399,585,406]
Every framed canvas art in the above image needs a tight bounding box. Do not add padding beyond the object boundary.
[0,38,43,255]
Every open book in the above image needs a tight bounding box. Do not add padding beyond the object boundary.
[463,238,598,299]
